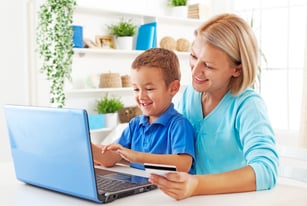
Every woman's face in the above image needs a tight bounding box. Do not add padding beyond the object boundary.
[189,36,241,94]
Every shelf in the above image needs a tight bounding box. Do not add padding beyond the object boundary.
[73,48,143,57]
[74,6,203,25]
[90,128,112,132]
[74,6,148,19]
[73,48,190,57]
[66,87,133,97]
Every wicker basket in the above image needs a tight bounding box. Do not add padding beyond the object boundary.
[159,36,176,50]
[99,72,122,88]
[176,38,190,52]
[118,106,142,123]
[121,75,132,87]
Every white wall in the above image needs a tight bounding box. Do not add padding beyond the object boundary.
[299,5,307,148]
[0,1,29,162]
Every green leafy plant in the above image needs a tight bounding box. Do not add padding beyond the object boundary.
[95,95,124,114]
[36,0,77,108]
[107,18,137,37]
[169,0,187,6]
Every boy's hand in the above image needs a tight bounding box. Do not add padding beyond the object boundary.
[106,143,139,163]
[91,143,121,167]
[91,143,104,165]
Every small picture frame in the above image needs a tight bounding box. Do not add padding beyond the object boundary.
[95,35,115,49]
[83,38,98,48]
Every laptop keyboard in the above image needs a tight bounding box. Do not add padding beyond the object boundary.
[96,174,145,193]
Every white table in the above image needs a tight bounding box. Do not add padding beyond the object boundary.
[2,161,307,206]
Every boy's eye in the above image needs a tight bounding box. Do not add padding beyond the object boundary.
[204,62,212,69]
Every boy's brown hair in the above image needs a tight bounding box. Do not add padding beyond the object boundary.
[131,48,181,87]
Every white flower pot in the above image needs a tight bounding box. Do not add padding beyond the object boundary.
[171,6,187,18]
[104,113,119,129]
[116,36,133,50]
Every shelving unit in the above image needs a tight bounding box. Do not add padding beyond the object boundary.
[61,4,208,143]
[66,5,202,114]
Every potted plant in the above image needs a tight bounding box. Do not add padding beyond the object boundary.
[36,0,77,108]
[169,0,187,6]
[96,95,124,114]
[107,18,137,50]
[169,0,188,17]
[94,95,124,128]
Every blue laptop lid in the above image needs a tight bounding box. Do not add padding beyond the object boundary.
[4,105,101,203]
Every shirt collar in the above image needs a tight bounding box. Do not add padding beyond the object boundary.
[139,103,176,126]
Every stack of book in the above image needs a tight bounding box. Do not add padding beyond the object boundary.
[188,3,210,19]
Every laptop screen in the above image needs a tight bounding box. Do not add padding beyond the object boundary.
[4,105,156,203]
[4,105,99,201]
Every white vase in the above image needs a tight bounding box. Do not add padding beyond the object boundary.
[171,6,187,18]
[104,113,119,129]
[116,36,133,50]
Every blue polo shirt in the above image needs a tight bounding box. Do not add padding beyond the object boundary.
[118,103,195,172]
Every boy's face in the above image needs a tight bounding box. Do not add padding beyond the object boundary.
[130,66,178,123]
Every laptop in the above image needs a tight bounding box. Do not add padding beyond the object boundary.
[4,105,156,203]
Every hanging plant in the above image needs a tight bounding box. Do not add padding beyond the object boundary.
[36,0,77,108]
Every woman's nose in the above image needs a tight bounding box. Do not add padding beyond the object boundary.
[191,60,203,75]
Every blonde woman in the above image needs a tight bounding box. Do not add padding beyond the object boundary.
[149,13,279,200]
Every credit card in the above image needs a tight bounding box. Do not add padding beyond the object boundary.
[144,163,176,177]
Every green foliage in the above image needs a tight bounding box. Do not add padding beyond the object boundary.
[95,95,124,114]
[169,0,187,6]
[36,0,77,108]
[107,18,137,37]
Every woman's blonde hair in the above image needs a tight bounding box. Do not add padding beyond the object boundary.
[196,13,259,95]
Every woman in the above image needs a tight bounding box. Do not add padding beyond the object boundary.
[149,13,279,200]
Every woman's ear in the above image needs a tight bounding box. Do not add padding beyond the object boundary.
[232,64,242,77]
[169,80,180,96]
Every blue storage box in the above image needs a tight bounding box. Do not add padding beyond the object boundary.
[72,25,84,48]
[136,22,157,50]
[88,114,105,130]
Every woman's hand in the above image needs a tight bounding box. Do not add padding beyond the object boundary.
[106,143,139,163]
[149,172,198,200]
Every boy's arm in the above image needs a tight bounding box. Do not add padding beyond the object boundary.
[107,143,192,172]
[91,143,122,167]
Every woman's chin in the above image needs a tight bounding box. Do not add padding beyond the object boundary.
[192,82,208,92]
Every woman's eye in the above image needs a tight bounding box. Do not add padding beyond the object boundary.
[133,88,139,92]
[190,53,197,59]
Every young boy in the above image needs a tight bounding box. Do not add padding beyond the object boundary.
[92,48,195,172]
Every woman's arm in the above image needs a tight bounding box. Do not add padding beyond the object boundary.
[149,165,256,200]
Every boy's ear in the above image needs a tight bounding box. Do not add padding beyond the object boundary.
[169,80,180,96]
